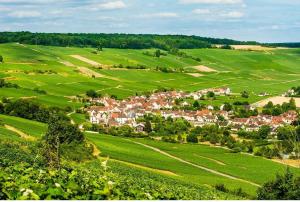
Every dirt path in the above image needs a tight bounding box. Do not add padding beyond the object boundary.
[128,140,260,187]
[77,66,105,78]
[107,158,179,177]
[4,125,36,141]
[70,55,102,67]
[193,153,226,166]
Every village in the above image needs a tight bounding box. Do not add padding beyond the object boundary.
[86,87,298,134]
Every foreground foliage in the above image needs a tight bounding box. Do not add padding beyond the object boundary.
[257,169,300,200]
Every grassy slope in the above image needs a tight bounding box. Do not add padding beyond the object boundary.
[184,48,300,94]
[0,114,47,138]
[87,133,289,196]
[1,43,300,109]
[0,126,23,142]
[0,115,238,200]
[134,138,300,184]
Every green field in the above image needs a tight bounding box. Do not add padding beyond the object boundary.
[1,43,300,109]
[1,43,300,199]
[0,114,47,138]
[86,133,300,196]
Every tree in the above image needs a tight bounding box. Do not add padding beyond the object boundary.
[223,130,230,137]
[0,55,3,63]
[0,79,5,88]
[222,102,232,111]
[220,44,232,49]
[155,49,161,58]
[289,98,297,110]
[0,103,4,114]
[144,120,152,133]
[110,95,118,99]
[86,90,99,98]
[187,134,198,143]
[193,100,200,109]
[277,126,295,140]
[207,91,215,98]
[43,115,84,168]
[97,42,103,51]
[258,125,271,139]
[241,91,249,98]
[257,169,300,200]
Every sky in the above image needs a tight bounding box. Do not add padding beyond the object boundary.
[0,0,299,43]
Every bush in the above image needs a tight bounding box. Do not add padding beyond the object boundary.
[215,184,229,193]
[257,169,300,200]
[187,134,198,143]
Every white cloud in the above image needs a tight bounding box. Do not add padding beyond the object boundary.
[179,0,243,4]
[8,11,41,18]
[0,6,11,11]
[192,9,211,14]
[141,12,179,18]
[221,11,244,18]
[271,25,280,30]
[88,1,126,11]
[0,0,68,4]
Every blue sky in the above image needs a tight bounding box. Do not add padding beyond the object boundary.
[0,0,299,42]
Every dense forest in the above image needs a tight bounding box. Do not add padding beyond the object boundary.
[265,42,300,48]
[0,32,259,50]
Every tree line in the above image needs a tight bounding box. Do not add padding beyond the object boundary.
[0,31,258,50]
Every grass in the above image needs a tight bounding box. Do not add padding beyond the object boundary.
[1,43,300,109]
[134,138,300,185]
[86,133,291,196]
[0,114,47,138]
[70,113,87,125]
[0,126,23,142]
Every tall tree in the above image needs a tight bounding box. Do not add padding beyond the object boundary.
[43,115,84,168]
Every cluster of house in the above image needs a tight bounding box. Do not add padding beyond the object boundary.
[231,111,298,133]
[87,88,298,133]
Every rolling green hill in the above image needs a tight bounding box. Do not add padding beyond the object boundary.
[86,133,300,196]
[0,43,300,109]
[1,42,300,199]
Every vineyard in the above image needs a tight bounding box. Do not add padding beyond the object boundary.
[0,42,300,200]
[0,138,239,200]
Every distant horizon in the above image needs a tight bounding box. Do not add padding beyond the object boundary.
[1,30,299,44]
[0,0,299,43]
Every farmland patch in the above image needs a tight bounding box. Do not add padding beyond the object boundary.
[187,73,204,77]
[253,96,300,108]
[193,65,217,72]
[230,45,277,51]
[70,55,102,67]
